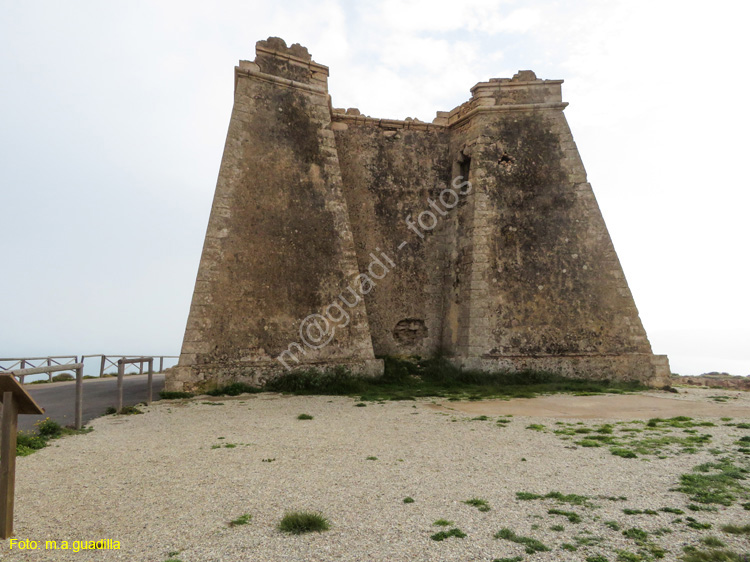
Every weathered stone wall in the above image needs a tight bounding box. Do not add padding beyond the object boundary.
[333,115,451,357]
[167,38,670,392]
[169,39,381,391]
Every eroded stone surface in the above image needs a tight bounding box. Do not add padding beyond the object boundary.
[167,37,670,392]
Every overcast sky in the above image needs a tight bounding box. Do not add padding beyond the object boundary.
[1,0,748,376]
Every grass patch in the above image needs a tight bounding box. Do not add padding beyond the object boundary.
[550,524,565,531]
[720,524,750,535]
[575,535,605,547]
[430,528,466,541]
[605,521,621,531]
[516,490,590,506]
[366,456,378,461]
[555,418,714,458]
[622,528,649,541]
[252,358,646,402]
[433,519,452,526]
[403,497,414,504]
[492,558,523,562]
[616,551,646,561]
[685,517,712,530]
[611,447,637,458]
[494,528,550,553]
[700,536,726,547]
[297,413,314,420]
[586,556,610,562]
[681,547,747,561]
[675,458,749,506]
[205,382,262,396]
[228,514,252,527]
[526,424,546,431]
[277,511,329,534]
[159,390,194,399]
[464,498,491,512]
[118,405,143,415]
[548,508,581,523]
[16,418,92,456]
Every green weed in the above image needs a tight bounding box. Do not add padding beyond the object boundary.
[159,391,194,399]
[675,458,749,506]
[548,508,581,523]
[228,514,252,527]
[700,536,726,547]
[278,511,329,534]
[464,498,491,512]
[720,524,750,535]
[494,528,550,553]
[430,528,466,541]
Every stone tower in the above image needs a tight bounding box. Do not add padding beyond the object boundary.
[166,38,670,392]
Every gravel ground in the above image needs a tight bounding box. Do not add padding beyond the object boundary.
[2,387,749,561]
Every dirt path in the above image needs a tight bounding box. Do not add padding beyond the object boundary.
[426,389,750,419]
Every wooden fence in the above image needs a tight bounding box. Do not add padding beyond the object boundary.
[0,355,178,382]
[1,363,84,429]
[0,354,179,428]
[0,356,79,384]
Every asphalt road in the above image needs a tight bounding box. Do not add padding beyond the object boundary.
[19,373,165,431]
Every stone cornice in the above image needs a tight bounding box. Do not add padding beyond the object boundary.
[447,102,569,128]
[234,65,327,95]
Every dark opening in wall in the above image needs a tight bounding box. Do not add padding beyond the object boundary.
[459,154,471,184]
[393,318,428,346]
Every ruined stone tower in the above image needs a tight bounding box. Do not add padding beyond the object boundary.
[166,37,670,392]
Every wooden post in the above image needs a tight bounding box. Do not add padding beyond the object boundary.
[47,358,53,383]
[139,360,143,375]
[18,361,25,386]
[159,356,164,373]
[75,366,83,430]
[147,359,153,405]
[0,375,44,539]
[117,360,124,413]
[99,355,106,378]
[0,391,18,539]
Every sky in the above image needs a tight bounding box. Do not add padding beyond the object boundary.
[1,0,748,377]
